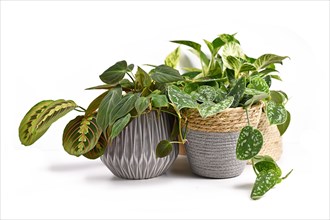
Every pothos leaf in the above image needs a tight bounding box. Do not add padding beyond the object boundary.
[156,140,173,158]
[194,85,216,102]
[252,155,282,177]
[164,47,180,68]
[19,99,77,146]
[167,85,197,110]
[266,100,287,125]
[228,76,246,107]
[83,133,107,159]
[198,96,234,118]
[110,113,131,141]
[277,110,291,136]
[251,170,279,200]
[248,77,270,94]
[254,54,289,70]
[236,126,263,160]
[63,114,102,156]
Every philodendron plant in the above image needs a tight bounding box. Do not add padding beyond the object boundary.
[19,55,183,159]
[155,33,292,199]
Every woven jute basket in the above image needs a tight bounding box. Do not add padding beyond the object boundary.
[183,103,263,178]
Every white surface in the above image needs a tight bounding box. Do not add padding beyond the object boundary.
[1,1,329,219]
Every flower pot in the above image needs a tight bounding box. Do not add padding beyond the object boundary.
[100,111,178,180]
[184,103,263,178]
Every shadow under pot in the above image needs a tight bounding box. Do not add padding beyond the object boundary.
[101,111,178,180]
[184,103,263,179]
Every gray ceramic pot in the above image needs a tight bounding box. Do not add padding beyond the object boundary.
[101,111,178,180]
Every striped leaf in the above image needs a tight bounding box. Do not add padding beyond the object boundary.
[83,133,108,159]
[62,114,102,156]
[254,54,289,70]
[19,99,77,146]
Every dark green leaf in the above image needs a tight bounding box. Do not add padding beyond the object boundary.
[236,126,263,160]
[85,92,108,116]
[150,65,183,83]
[167,85,197,110]
[85,84,118,90]
[151,95,169,108]
[184,82,199,94]
[110,113,131,141]
[228,76,246,107]
[277,110,291,135]
[266,101,287,125]
[135,97,150,115]
[251,170,279,200]
[99,60,128,84]
[156,140,173,158]
[119,79,134,89]
[135,66,152,88]
[264,75,272,87]
[182,71,201,79]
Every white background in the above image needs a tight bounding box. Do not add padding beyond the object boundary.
[1,1,329,219]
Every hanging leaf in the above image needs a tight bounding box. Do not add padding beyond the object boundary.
[164,47,180,68]
[83,133,108,159]
[96,87,122,131]
[194,85,216,102]
[254,54,289,70]
[248,77,270,94]
[198,96,234,118]
[135,97,150,115]
[266,100,287,125]
[236,126,263,160]
[270,90,285,104]
[62,114,102,156]
[252,155,282,177]
[110,113,131,141]
[228,76,246,107]
[19,99,77,146]
[167,85,197,110]
[150,65,183,83]
[151,95,169,108]
[156,140,173,158]
[85,91,108,116]
[277,110,291,135]
[135,67,152,89]
[251,170,279,200]
[99,60,128,84]
[243,93,269,108]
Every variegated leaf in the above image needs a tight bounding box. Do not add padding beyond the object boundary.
[63,114,102,156]
[198,96,234,118]
[252,155,282,177]
[251,170,279,200]
[248,77,270,94]
[236,126,263,160]
[254,54,289,70]
[228,76,246,107]
[167,85,197,110]
[277,110,291,135]
[19,99,77,146]
[194,85,216,102]
[164,47,180,68]
[266,100,287,125]
[83,133,108,159]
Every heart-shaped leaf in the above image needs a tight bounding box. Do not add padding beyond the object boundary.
[156,140,173,158]
[252,155,282,177]
[63,114,102,156]
[266,100,287,125]
[270,90,285,104]
[251,170,279,200]
[198,96,234,118]
[99,60,128,84]
[248,77,270,94]
[135,97,150,115]
[277,110,291,135]
[228,76,246,107]
[110,113,131,141]
[167,85,197,110]
[164,47,180,68]
[194,85,216,102]
[19,99,77,146]
[151,94,169,108]
[236,126,263,160]
[83,133,108,159]
[254,54,289,70]
[150,65,183,83]
[135,67,152,89]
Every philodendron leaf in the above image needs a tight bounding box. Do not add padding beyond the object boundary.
[156,140,173,158]
[99,60,128,84]
[194,85,216,102]
[252,155,282,177]
[108,93,139,126]
[135,97,150,115]
[63,114,102,156]
[96,87,122,131]
[228,76,246,107]
[119,79,134,89]
[19,99,77,146]
[165,47,180,68]
[151,95,169,108]
[167,85,197,110]
[277,110,291,136]
[83,133,107,159]
[236,126,263,160]
[248,77,270,94]
[150,65,183,83]
[110,113,131,141]
[251,170,279,200]
[198,96,234,118]
[85,91,108,116]
[266,100,287,125]
[135,67,152,89]
[254,54,289,70]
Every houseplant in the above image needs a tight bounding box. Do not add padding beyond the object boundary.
[18,60,181,179]
[156,33,292,199]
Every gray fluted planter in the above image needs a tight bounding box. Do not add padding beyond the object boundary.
[100,111,178,180]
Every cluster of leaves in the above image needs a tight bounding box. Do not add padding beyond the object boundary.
[155,33,292,200]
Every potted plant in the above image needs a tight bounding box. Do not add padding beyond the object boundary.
[156,33,292,199]
[18,60,181,180]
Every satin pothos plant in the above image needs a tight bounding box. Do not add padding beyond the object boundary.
[18,48,183,159]
[156,33,292,199]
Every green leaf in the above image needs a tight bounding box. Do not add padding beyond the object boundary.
[99,60,128,84]
[226,56,242,73]
[119,79,134,89]
[165,47,180,68]
[151,95,169,108]
[183,82,199,94]
[254,54,289,70]
[156,140,173,158]
[277,110,291,135]
[266,100,287,125]
[85,92,108,116]
[228,76,246,107]
[135,97,150,115]
[182,71,201,79]
[270,74,282,81]
[252,155,282,177]
[135,66,152,89]
[248,77,270,94]
[211,37,225,54]
[222,42,245,69]
[240,63,256,72]
[96,87,122,131]
[264,75,272,87]
[108,93,139,126]
[110,113,131,141]
[150,65,183,83]
[83,133,107,159]
[270,90,285,104]
[219,33,240,44]
[19,99,77,146]
[194,85,216,102]
[243,93,269,107]
[236,126,263,160]
[85,84,119,90]
[171,40,201,51]
[63,114,102,156]
[251,170,279,200]
[198,96,234,118]
[167,85,197,110]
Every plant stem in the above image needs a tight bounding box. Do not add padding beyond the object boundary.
[245,108,250,126]
[127,72,135,84]
[75,106,86,112]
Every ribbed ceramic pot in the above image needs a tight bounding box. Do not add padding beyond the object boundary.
[184,103,263,179]
[100,111,178,180]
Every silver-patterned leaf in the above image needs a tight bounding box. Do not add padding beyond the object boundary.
[236,126,263,160]
[194,85,216,102]
[266,100,287,125]
[251,170,279,200]
[248,77,270,94]
[198,96,234,118]
[167,85,197,110]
